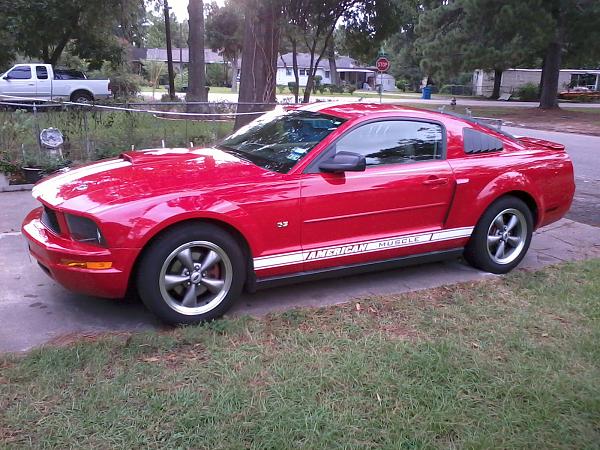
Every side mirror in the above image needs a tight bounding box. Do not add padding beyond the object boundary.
[2,75,10,80]
[319,151,366,173]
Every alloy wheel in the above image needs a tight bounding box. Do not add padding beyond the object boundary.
[486,208,528,265]
[158,241,233,315]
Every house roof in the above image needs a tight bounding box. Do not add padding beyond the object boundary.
[133,48,227,64]
[277,52,371,71]
[132,48,376,71]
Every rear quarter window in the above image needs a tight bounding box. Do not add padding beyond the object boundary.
[463,128,503,154]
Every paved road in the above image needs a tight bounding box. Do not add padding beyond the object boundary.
[143,91,600,109]
[1,127,598,353]
[505,127,600,227]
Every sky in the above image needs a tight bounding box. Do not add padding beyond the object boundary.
[165,0,225,21]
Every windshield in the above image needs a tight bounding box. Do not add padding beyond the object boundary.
[219,109,345,173]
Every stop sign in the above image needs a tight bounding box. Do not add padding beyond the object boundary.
[375,56,390,72]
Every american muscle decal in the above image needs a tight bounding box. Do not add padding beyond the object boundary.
[253,227,474,270]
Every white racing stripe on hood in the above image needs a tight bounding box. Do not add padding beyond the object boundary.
[32,159,132,201]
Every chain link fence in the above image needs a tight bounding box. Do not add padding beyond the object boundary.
[0,101,277,180]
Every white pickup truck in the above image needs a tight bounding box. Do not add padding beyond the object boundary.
[0,63,111,102]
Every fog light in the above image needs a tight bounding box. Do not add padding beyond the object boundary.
[61,260,113,269]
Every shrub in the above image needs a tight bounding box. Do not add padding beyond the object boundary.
[288,81,299,96]
[88,63,143,99]
[160,93,182,102]
[174,69,189,92]
[395,79,408,91]
[515,83,539,101]
[206,64,227,87]
[327,84,343,94]
[313,75,323,93]
[0,151,19,174]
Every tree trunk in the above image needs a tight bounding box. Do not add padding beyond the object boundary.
[302,43,317,103]
[187,0,207,105]
[291,39,299,103]
[235,2,280,130]
[490,68,502,99]
[230,55,238,93]
[327,39,338,86]
[164,0,176,100]
[48,33,72,65]
[302,29,335,103]
[538,55,546,99]
[539,12,564,110]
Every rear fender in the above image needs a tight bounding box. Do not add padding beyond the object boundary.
[446,171,544,230]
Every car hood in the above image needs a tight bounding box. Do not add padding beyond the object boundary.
[33,147,272,212]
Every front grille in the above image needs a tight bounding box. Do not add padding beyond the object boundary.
[41,206,61,234]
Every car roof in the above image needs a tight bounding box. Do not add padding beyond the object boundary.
[296,101,451,121]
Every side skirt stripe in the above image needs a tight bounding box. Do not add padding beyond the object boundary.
[253,226,473,270]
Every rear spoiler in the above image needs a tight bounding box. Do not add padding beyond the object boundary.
[516,136,566,151]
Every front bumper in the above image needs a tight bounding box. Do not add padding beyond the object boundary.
[22,207,138,298]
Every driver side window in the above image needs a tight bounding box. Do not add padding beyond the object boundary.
[334,120,444,167]
[7,66,32,80]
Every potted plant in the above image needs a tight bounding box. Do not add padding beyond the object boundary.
[0,152,20,189]
[21,152,71,183]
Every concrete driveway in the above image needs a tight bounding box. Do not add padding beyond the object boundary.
[1,127,599,353]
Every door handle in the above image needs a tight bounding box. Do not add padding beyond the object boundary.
[422,176,448,186]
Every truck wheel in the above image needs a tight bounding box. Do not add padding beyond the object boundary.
[70,90,93,103]
[136,223,246,325]
[464,196,533,274]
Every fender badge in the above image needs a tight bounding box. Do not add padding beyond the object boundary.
[276,221,288,228]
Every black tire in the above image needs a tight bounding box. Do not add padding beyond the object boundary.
[70,90,93,103]
[464,196,533,274]
[136,223,246,325]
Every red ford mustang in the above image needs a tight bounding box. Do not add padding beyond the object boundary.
[22,103,575,324]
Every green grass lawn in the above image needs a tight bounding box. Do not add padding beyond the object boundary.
[1,259,599,448]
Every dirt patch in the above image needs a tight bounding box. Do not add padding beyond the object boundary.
[474,107,600,136]
[46,331,133,347]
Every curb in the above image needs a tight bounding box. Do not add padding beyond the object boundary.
[1,184,34,192]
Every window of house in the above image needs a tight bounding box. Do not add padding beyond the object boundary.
[36,66,48,80]
[286,68,292,76]
[7,66,31,80]
[299,68,307,76]
[333,120,444,166]
[325,70,330,78]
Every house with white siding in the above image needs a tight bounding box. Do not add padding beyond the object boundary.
[276,53,397,91]
[472,68,600,97]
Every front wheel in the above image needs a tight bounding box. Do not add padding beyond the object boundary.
[464,196,533,274]
[136,223,246,324]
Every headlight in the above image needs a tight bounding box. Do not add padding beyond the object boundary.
[65,214,106,246]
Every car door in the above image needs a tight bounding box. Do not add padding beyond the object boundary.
[1,65,35,97]
[300,119,457,271]
[34,65,52,98]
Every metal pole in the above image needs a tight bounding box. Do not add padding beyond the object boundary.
[164,0,176,100]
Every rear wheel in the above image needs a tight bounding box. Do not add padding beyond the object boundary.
[136,223,246,324]
[464,196,533,274]
[70,90,93,103]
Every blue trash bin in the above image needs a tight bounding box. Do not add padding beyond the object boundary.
[422,86,432,100]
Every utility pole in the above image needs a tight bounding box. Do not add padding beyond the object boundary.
[163,0,176,100]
